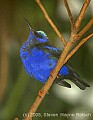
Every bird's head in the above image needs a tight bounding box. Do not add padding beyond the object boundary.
[25,19,48,44]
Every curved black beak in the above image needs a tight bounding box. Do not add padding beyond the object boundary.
[24,18,34,32]
[24,18,43,39]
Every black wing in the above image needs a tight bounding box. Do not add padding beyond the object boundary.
[35,42,62,58]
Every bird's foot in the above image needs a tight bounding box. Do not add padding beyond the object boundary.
[38,87,49,98]
[38,90,43,98]
[50,71,60,79]
[56,76,59,78]
[50,70,54,78]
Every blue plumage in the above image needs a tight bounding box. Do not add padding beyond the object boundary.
[20,20,90,90]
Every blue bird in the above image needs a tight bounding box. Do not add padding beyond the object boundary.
[20,20,90,90]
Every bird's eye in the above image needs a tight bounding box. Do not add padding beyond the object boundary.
[34,31,43,38]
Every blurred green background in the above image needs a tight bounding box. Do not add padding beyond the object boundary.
[0,0,93,120]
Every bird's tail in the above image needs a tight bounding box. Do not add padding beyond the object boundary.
[57,80,71,88]
[71,74,90,90]
[56,73,90,90]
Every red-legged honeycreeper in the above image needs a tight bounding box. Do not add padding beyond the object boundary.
[20,20,90,90]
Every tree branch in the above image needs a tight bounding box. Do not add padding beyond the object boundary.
[77,18,93,39]
[75,0,91,32]
[35,0,67,46]
[63,0,75,32]
[64,33,93,64]
[24,39,74,120]
[24,33,93,120]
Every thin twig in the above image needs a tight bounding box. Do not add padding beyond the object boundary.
[77,18,93,39]
[63,0,75,32]
[64,33,93,64]
[35,0,67,46]
[75,0,91,32]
